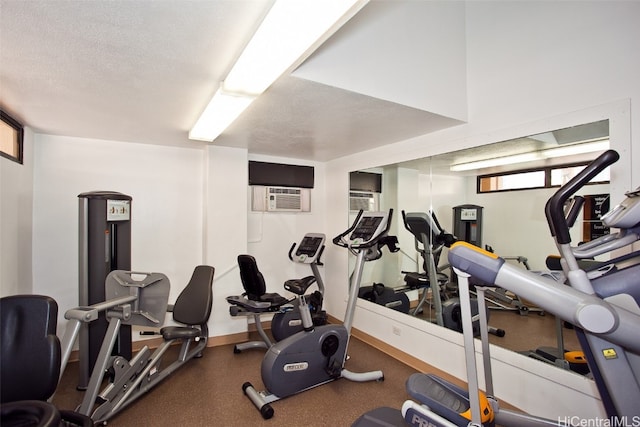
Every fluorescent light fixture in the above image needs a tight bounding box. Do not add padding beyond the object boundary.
[189,88,255,141]
[450,140,610,172]
[190,0,367,142]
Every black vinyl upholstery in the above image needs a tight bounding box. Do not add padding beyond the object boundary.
[161,265,215,341]
[237,255,289,306]
[1,400,61,427]
[172,265,215,326]
[0,295,93,427]
[0,295,60,403]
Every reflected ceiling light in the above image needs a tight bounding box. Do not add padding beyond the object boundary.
[449,140,610,172]
[189,0,368,142]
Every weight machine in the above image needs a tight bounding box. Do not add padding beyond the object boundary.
[60,266,215,424]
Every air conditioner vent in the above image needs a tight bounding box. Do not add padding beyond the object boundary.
[268,187,302,211]
[350,191,379,212]
[250,186,311,212]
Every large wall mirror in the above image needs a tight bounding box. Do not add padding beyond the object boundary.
[349,119,612,376]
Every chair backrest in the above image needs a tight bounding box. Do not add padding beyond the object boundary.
[172,265,215,326]
[0,295,61,403]
[237,255,267,300]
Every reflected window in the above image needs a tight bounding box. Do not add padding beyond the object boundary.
[479,170,545,192]
[478,163,609,193]
[550,165,609,187]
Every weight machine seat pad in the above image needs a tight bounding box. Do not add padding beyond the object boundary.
[160,326,203,341]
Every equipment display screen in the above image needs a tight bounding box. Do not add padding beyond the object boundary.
[350,216,383,242]
[296,237,323,257]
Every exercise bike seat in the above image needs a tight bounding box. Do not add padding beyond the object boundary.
[228,255,294,315]
[403,271,448,289]
[283,275,316,295]
[255,292,290,305]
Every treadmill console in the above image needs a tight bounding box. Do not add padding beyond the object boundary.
[292,233,325,264]
[348,212,389,245]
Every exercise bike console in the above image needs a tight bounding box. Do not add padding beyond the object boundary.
[334,210,391,248]
[289,233,325,264]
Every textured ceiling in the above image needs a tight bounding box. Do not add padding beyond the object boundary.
[0,0,462,162]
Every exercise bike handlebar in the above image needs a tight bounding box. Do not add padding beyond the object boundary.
[545,149,619,244]
[333,210,364,246]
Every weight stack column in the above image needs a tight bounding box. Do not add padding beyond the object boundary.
[78,191,133,389]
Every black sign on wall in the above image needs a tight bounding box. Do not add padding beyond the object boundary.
[248,161,314,188]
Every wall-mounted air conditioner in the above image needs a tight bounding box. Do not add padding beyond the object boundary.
[267,187,302,211]
[349,191,379,212]
[251,186,311,212]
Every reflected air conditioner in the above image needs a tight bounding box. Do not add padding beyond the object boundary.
[349,191,379,212]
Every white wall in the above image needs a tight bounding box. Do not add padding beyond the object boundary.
[325,1,639,420]
[31,135,206,337]
[203,145,250,337]
[243,154,329,312]
[1,132,326,342]
[0,127,34,296]
[294,0,468,121]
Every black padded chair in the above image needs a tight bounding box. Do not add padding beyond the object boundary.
[237,254,290,307]
[228,255,293,352]
[0,295,93,427]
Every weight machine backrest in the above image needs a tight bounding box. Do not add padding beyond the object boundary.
[173,265,215,326]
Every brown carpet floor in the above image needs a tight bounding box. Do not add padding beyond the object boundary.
[52,308,576,426]
[53,337,422,427]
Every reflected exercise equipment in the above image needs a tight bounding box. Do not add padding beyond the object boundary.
[354,149,640,426]
[401,210,504,337]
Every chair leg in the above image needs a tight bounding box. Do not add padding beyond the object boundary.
[234,313,273,353]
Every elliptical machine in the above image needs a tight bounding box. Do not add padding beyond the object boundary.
[402,210,504,337]
[242,210,398,419]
